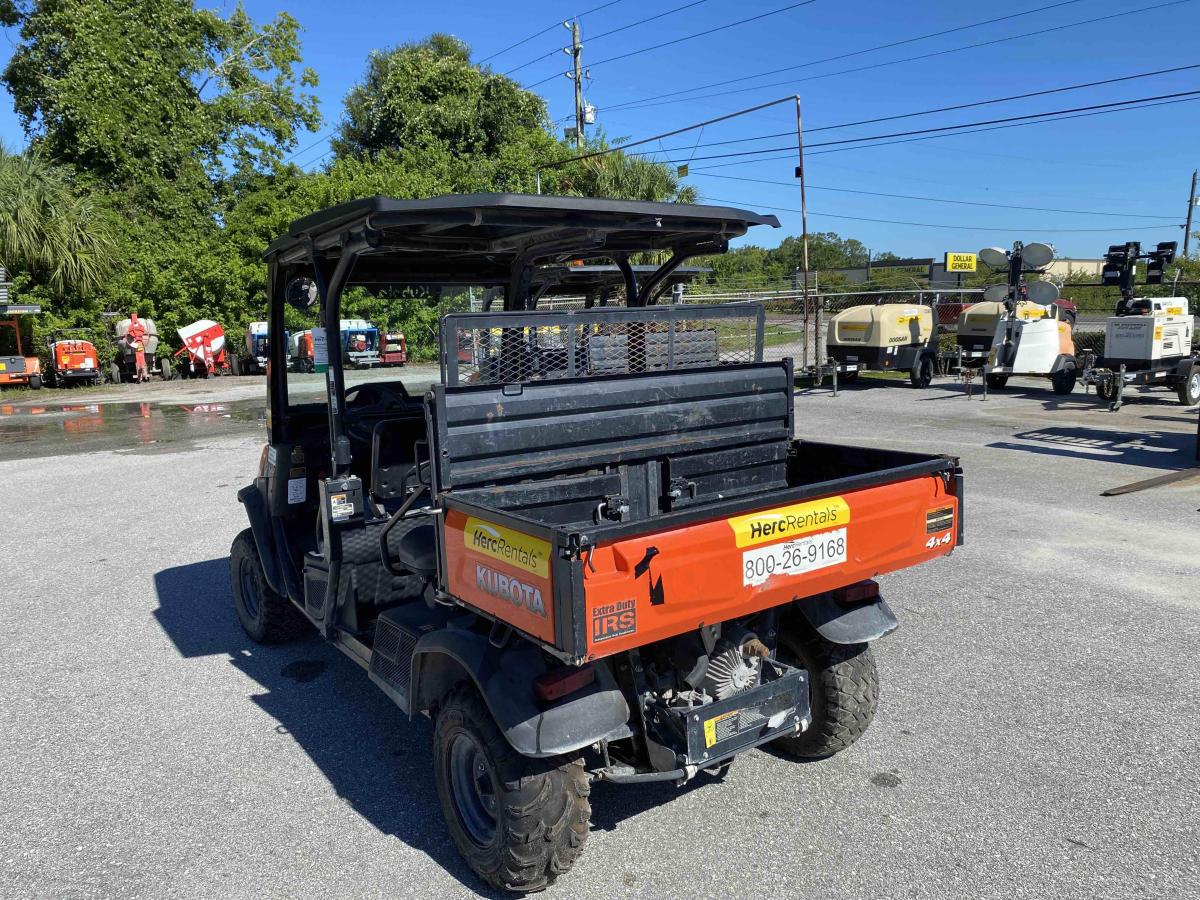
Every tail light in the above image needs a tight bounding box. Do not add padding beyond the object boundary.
[830,579,879,605]
[533,665,595,703]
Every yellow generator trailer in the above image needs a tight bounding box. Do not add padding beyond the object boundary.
[826,303,937,387]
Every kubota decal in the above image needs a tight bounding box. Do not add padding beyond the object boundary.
[475,564,547,617]
[463,516,550,578]
[727,497,850,548]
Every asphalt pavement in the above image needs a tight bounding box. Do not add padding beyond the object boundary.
[0,373,1197,899]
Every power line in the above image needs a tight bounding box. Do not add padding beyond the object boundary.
[650,90,1200,165]
[525,0,819,86]
[697,196,1184,232]
[587,0,713,43]
[480,0,629,64]
[605,0,1194,111]
[538,94,799,169]
[604,0,1090,111]
[283,130,335,164]
[687,92,1200,171]
[611,67,1200,156]
[692,173,1179,219]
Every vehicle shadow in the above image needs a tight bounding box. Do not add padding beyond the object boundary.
[985,425,1196,469]
[151,556,499,895]
[151,557,706,886]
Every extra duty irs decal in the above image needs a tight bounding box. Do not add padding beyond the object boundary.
[592,599,636,643]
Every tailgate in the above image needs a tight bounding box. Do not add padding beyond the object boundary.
[581,473,958,659]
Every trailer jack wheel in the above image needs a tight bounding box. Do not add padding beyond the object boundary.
[434,683,590,893]
[772,628,879,759]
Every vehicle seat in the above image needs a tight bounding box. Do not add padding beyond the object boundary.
[386,518,437,577]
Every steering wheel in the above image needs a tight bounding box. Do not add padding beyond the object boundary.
[344,381,412,410]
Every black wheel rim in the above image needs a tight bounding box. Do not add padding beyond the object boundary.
[238,556,261,619]
[448,732,498,846]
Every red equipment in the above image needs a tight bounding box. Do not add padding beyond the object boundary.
[47,331,102,386]
[175,319,231,378]
[381,331,407,366]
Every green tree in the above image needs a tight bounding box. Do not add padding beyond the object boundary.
[2,0,320,219]
[0,148,115,295]
[334,34,546,161]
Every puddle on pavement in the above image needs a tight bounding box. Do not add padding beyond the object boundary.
[0,399,266,460]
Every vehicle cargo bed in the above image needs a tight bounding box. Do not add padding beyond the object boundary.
[429,362,961,661]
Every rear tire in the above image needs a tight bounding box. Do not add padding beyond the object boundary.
[985,373,1008,390]
[909,355,934,388]
[1051,368,1077,395]
[110,362,122,384]
[434,683,590,893]
[772,626,879,759]
[1176,366,1200,406]
[840,371,859,384]
[28,374,42,390]
[229,529,307,643]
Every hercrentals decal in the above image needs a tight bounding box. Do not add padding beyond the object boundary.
[727,496,851,547]
[464,516,550,578]
[475,564,547,618]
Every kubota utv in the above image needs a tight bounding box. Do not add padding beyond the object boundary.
[232,195,964,892]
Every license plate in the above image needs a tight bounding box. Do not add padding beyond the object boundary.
[742,527,847,586]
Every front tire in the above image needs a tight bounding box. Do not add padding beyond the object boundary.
[773,626,879,759]
[434,684,589,893]
[229,529,307,643]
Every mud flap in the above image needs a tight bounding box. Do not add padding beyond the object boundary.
[411,629,630,758]
[237,481,286,597]
[795,594,898,644]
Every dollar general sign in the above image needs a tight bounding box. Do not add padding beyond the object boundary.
[944,252,977,273]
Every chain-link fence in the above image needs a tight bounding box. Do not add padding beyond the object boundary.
[439,304,765,386]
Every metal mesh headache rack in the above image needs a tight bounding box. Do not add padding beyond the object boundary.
[439,303,765,386]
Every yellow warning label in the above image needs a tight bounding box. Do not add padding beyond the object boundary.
[840,323,868,332]
[1166,306,1183,315]
[1154,327,1164,340]
[704,710,738,747]
[727,496,850,548]
[463,516,551,578]
[895,314,922,325]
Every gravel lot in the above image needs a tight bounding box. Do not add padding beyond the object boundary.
[1,373,1197,899]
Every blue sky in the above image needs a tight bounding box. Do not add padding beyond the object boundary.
[2,0,1198,258]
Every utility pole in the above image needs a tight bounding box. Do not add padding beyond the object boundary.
[793,95,810,368]
[1184,169,1198,257]
[566,19,584,150]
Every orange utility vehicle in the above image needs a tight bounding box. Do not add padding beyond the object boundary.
[231,195,963,893]
[0,304,43,389]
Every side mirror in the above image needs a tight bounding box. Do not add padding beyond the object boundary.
[286,277,318,309]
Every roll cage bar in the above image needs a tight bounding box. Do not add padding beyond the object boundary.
[263,193,779,476]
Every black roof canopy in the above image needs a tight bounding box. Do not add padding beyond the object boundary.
[265,193,779,285]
